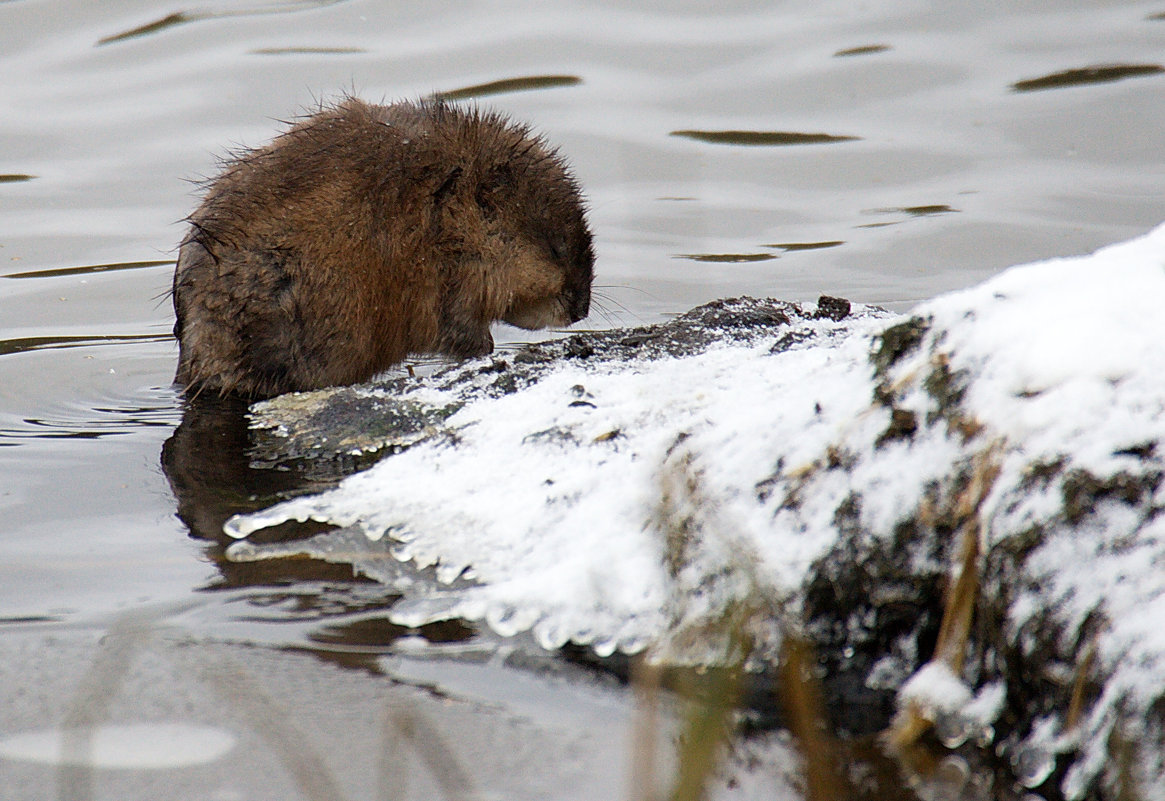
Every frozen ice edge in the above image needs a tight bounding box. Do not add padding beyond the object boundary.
[227,223,1165,798]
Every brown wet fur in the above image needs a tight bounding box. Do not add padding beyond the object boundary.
[172,97,594,398]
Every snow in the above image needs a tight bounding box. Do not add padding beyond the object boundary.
[898,662,973,716]
[226,223,1165,797]
[228,316,882,655]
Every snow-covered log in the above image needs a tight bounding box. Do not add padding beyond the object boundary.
[226,225,1165,799]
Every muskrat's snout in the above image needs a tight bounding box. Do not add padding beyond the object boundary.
[567,280,591,323]
[563,232,595,324]
[500,226,594,330]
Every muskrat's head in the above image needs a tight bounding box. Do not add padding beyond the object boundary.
[495,192,594,331]
[414,102,595,332]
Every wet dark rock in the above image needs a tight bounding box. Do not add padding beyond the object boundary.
[815,294,852,321]
[872,316,929,375]
[876,407,919,447]
[1060,468,1162,525]
[248,296,881,466]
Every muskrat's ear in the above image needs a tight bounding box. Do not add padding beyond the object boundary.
[433,167,462,205]
[474,163,515,216]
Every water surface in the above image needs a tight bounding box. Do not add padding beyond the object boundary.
[1,0,1163,797]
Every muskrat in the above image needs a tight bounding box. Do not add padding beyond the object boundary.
[172,97,594,398]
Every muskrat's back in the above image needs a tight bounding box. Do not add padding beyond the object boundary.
[173,97,594,398]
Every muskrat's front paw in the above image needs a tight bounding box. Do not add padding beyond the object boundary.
[441,327,494,360]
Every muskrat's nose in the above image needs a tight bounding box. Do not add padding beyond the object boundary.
[568,285,591,323]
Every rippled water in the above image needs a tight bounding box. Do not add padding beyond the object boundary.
[1,0,1163,797]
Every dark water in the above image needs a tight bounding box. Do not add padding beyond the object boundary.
[1,1,1163,797]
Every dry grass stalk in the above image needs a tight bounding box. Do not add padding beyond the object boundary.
[1109,724,1144,801]
[649,444,765,801]
[778,635,847,801]
[381,706,474,800]
[54,603,481,801]
[58,605,171,801]
[193,651,350,801]
[1064,642,1097,732]
[629,656,664,801]
[887,446,1001,752]
[666,610,750,801]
